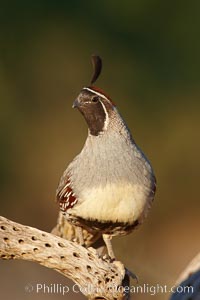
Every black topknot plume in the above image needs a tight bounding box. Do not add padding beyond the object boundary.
[90,55,102,84]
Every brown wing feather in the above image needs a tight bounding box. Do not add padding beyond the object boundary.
[56,176,78,212]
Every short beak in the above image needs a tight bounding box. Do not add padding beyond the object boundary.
[72,98,80,108]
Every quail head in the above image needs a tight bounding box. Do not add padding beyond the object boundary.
[56,56,156,259]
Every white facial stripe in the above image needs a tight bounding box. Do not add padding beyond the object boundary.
[99,100,109,131]
[83,87,108,101]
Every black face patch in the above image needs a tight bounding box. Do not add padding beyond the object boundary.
[75,89,108,136]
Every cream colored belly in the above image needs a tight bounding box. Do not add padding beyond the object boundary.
[69,182,148,223]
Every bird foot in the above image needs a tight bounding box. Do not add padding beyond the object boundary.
[102,254,116,263]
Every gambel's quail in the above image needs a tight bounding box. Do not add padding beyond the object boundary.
[56,56,156,259]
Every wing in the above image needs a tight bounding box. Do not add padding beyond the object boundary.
[56,172,78,212]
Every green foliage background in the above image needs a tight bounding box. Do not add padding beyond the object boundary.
[0,1,200,299]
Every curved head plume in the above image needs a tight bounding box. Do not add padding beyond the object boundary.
[73,55,115,136]
[90,55,102,84]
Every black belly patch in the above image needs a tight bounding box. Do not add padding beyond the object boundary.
[63,213,140,236]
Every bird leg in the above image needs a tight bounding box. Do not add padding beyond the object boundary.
[102,234,115,259]
[76,226,85,246]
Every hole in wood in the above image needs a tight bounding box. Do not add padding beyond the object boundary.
[18,239,24,244]
[111,269,115,273]
[73,252,80,258]
[12,226,20,231]
[3,237,9,242]
[31,236,37,241]
[33,248,38,252]
[75,266,80,271]
[87,265,92,272]
[60,256,65,260]
[1,226,6,230]
[10,254,15,259]
[87,253,92,260]
[45,243,51,247]
[58,242,64,247]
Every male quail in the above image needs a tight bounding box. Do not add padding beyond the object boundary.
[56,56,156,259]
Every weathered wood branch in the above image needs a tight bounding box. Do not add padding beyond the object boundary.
[0,216,128,300]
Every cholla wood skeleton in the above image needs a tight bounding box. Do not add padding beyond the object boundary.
[1,215,200,299]
[0,216,129,300]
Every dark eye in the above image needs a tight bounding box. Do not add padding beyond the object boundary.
[92,96,100,103]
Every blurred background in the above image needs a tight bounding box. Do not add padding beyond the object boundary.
[0,1,200,299]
